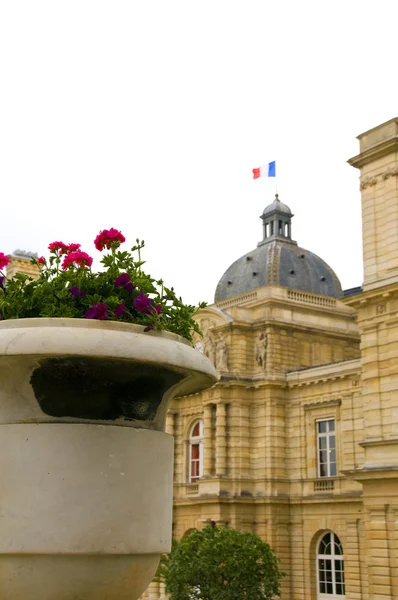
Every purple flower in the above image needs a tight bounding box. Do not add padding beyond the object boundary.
[133,290,152,314]
[114,301,126,318]
[85,302,109,320]
[69,285,86,299]
[155,304,162,314]
[69,285,80,299]
[114,273,134,293]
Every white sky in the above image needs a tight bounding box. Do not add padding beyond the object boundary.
[1,1,397,305]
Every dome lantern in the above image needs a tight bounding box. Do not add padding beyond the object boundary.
[259,194,294,246]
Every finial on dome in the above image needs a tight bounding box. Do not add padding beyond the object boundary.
[275,193,279,200]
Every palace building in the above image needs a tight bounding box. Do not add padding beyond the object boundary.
[144,117,398,600]
[7,117,398,600]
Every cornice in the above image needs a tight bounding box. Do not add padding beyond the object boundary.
[359,437,398,448]
[287,358,360,388]
[344,282,398,308]
[348,136,398,170]
[342,466,398,481]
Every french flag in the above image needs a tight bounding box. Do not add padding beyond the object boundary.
[252,161,276,179]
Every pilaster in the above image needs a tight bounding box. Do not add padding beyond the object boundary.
[215,403,227,476]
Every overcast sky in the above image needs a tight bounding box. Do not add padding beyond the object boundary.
[0,2,397,305]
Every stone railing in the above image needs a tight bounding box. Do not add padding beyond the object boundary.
[216,291,258,309]
[313,479,335,492]
[287,290,337,308]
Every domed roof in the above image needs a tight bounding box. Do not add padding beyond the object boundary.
[262,194,292,216]
[215,242,342,302]
[214,195,342,303]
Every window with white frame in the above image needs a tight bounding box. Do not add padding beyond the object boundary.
[189,420,203,482]
[317,419,336,477]
[317,531,345,598]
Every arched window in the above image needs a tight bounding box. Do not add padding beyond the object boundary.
[317,532,345,599]
[189,420,203,482]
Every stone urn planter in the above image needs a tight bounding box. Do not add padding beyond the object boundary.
[0,318,217,600]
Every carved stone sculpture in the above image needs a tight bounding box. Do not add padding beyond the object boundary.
[255,333,267,368]
[215,332,228,371]
[203,335,215,365]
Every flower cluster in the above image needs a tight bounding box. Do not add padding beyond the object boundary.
[94,228,125,251]
[62,251,93,270]
[0,229,204,343]
[0,253,10,271]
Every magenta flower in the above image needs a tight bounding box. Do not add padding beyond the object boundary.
[94,228,126,251]
[114,273,134,293]
[48,241,68,253]
[62,251,93,270]
[37,256,46,266]
[85,302,109,320]
[114,301,126,317]
[155,305,162,314]
[0,252,10,271]
[65,243,81,254]
[133,290,152,314]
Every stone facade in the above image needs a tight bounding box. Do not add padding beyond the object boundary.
[6,252,40,280]
[143,118,398,600]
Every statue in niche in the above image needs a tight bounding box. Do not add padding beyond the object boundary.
[203,335,215,365]
[255,333,267,368]
[215,332,228,371]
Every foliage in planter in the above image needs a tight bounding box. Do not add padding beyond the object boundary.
[0,229,205,343]
[159,525,285,600]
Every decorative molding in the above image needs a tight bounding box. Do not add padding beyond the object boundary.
[303,399,342,410]
[382,165,398,180]
[360,176,378,190]
[360,166,398,189]
[376,302,387,314]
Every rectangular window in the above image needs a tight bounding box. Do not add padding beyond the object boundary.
[190,443,200,481]
[317,419,336,477]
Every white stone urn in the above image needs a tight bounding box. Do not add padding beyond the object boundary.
[0,318,217,600]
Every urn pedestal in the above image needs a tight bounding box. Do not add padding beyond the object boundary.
[0,319,217,599]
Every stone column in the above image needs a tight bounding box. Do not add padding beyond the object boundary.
[203,403,213,477]
[159,581,167,600]
[215,403,227,476]
[228,402,250,478]
[365,504,393,599]
[165,412,174,436]
[344,519,363,599]
[147,580,159,600]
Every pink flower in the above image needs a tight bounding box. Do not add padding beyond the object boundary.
[48,241,68,253]
[155,304,162,314]
[62,251,93,270]
[64,243,81,254]
[37,256,46,266]
[0,253,10,271]
[85,302,109,320]
[94,228,126,251]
